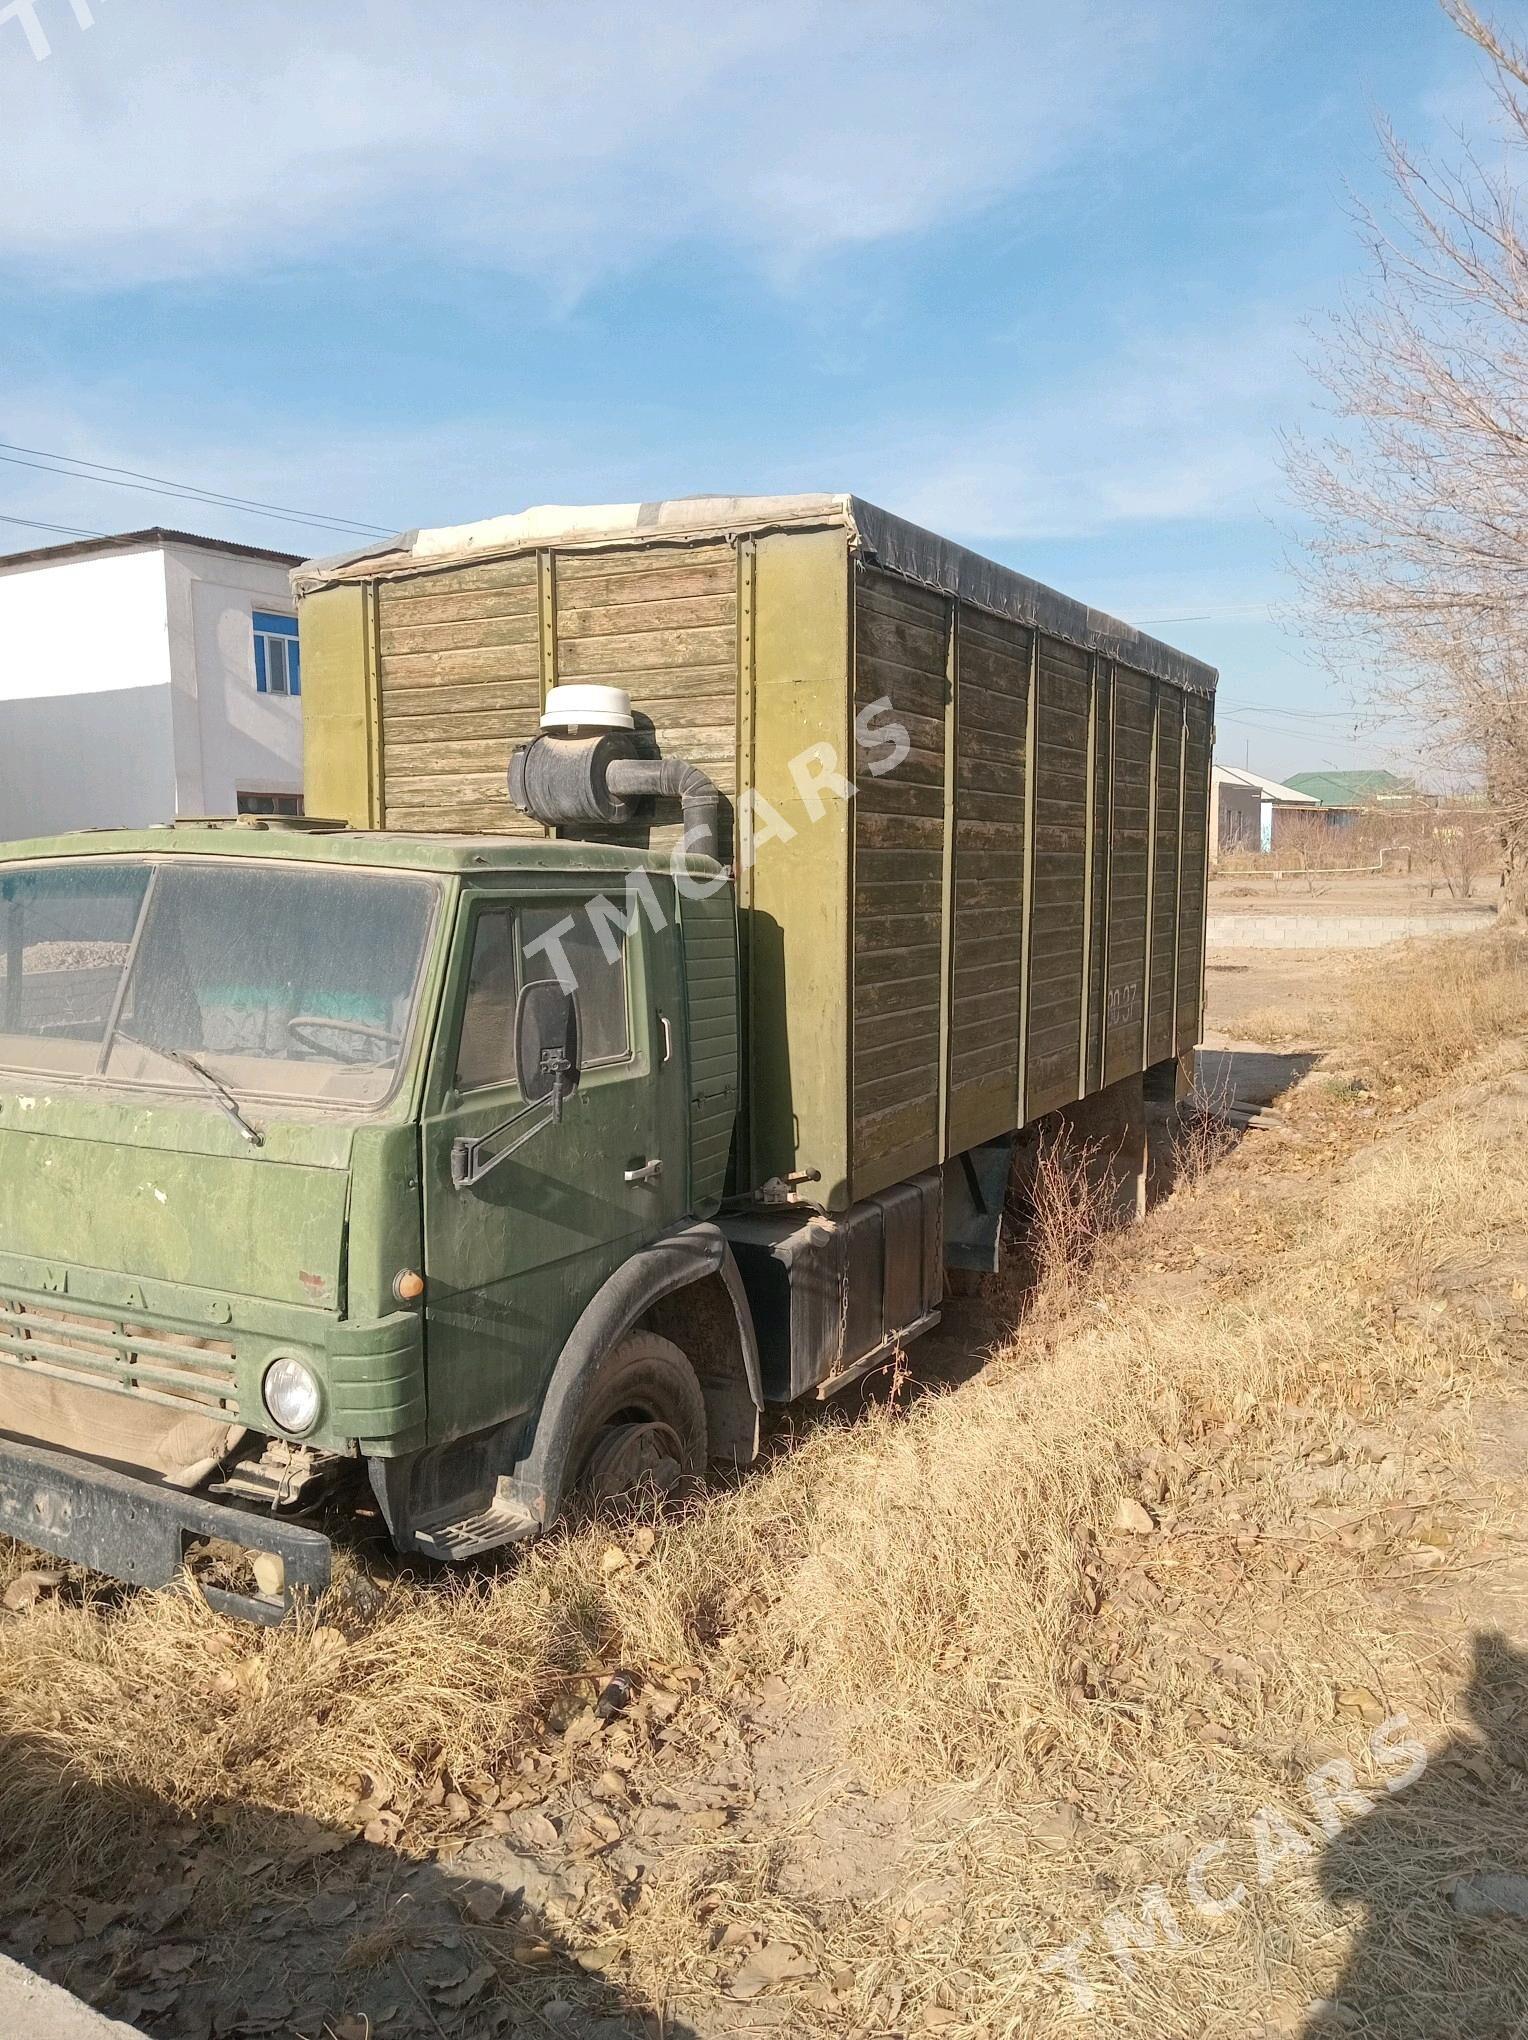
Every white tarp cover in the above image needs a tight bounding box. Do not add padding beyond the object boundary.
[297,493,1217,696]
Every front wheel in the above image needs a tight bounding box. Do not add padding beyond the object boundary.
[565,1331,708,1508]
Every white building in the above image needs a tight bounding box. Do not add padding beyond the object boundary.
[1210,763,1318,860]
[0,528,305,842]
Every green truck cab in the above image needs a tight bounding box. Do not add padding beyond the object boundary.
[0,496,1216,1620]
[0,823,766,1618]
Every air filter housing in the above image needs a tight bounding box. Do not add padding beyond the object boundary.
[540,684,634,732]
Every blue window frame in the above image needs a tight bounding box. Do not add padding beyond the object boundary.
[252,611,301,697]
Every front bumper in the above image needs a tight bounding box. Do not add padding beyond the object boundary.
[0,1437,331,1624]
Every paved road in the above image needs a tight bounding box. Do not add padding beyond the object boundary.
[0,1956,138,2036]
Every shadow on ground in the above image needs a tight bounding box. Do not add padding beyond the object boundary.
[0,1731,692,2040]
[1304,1631,1528,2038]
[1196,1045,1322,1119]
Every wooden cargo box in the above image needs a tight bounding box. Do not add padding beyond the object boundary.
[296,495,1215,1210]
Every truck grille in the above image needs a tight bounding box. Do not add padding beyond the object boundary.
[0,1294,237,1417]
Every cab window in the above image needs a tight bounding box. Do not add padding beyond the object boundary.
[0,857,438,1105]
[455,903,631,1093]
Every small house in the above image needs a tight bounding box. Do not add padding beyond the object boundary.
[1210,764,1317,859]
[0,528,305,842]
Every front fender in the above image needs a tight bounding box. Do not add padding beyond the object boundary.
[505,1220,763,1524]
[369,1221,762,1555]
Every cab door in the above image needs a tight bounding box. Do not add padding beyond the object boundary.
[420,879,685,1443]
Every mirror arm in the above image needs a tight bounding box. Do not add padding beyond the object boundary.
[450,1071,572,1190]
[451,1100,550,1190]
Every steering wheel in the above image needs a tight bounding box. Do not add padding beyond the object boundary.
[286,1014,402,1065]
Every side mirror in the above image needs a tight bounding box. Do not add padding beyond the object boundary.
[514,979,581,1120]
[451,979,582,1191]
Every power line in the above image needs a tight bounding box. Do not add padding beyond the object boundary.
[0,446,387,540]
[0,510,108,540]
[1216,712,1414,735]
[0,440,393,541]
[1215,700,1414,724]
[1215,714,1346,730]
[1216,706,1351,723]
[1216,716,1372,740]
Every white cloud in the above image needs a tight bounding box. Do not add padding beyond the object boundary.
[868,314,1307,542]
[0,0,1196,288]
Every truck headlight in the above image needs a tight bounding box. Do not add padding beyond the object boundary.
[262,1356,321,1435]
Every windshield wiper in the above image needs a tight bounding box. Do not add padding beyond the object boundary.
[167,1049,265,1148]
[115,1035,264,1148]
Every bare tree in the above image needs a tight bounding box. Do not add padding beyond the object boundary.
[1436,801,1497,898]
[1285,1,1528,925]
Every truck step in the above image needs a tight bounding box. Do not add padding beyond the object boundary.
[406,1476,540,1560]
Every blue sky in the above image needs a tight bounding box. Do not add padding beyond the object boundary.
[0,0,1501,780]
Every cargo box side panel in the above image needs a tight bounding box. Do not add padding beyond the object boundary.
[554,545,740,852]
[748,528,853,1204]
[851,567,948,1200]
[299,582,381,828]
[1024,636,1090,1120]
[946,604,1029,1154]
[1176,690,1213,1046]
[1084,659,1112,1092]
[1103,667,1152,1085]
[1148,685,1185,1064]
[375,556,544,834]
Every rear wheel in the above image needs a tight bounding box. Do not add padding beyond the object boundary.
[566,1332,707,1508]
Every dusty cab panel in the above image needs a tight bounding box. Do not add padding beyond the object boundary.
[0,833,458,1613]
[0,826,753,1611]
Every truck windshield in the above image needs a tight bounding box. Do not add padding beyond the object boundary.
[0,857,440,1108]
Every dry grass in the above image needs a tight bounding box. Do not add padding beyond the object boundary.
[1229,999,1332,1047]
[1230,932,1528,1067]
[781,1126,1491,1750]
[3,936,1528,2035]
[0,1476,805,1886]
[1215,808,1391,877]
[1344,931,1528,1084]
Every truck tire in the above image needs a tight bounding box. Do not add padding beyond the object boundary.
[566,1331,708,1507]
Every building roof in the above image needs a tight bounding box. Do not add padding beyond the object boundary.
[297,492,1218,697]
[1282,769,1415,807]
[1212,764,1318,804]
[0,527,303,576]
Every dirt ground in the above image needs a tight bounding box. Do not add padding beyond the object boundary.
[5,938,1528,2039]
[1207,868,1492,918]
[1202,951,1343,1047]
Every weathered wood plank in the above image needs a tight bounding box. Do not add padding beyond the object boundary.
[554,544,734,586]
[381,614,541,655]
[382,644,542,686]
[556,626,738,676]
[380,559,537,602]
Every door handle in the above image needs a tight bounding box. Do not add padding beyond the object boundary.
[624,1158,663,1186]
